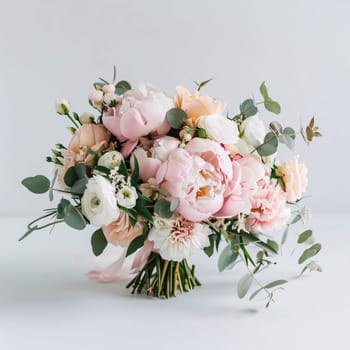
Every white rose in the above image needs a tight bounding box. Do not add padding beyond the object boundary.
[116,186,138,209]
[197,114,239,144]
[240,115,266,148]
[81,175,119,227]
[98,151,123,170]
[55,99,70,115]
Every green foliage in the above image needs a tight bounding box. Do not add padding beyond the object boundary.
[218,245,239,272]
[154,198,174,219]
[22,175,50,194]
[259,82,281,114]
[126,225,149,257]
[194,78,213,91]
[64,204,86,230]
[249,279,288,300]
[297,230,313,244]
[256,132,278,157]
[115,80,131,95]
[91,228,108,256]
[237,274,253,299]
[166,108,187,129]
[131,154,139,187]
[240,99,258,117]
[301,261,322,275]
[298,243,322,264]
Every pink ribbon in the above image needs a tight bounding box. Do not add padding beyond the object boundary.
[87,240,153,283]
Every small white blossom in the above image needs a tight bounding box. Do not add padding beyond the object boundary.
[103,93,120,106]
[98,151,123,170]
[102,84,116,94]
[55,99,70,115]
[79,112,95,124]
[116,186,138,209]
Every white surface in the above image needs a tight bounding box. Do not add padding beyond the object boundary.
[0,0,349,215]
[0,214,349,350]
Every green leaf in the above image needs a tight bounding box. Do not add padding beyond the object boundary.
[22,175,50,194]
[301,261,322,275]
[283,127,296,140]
[64,205,86,230]
[297,230,313,244]
[91,228,108,256]
[118,161,128,177]
[93,165,111,175]
[131,154,139,187]
[290,214,302,225]
[250,279,288,300]
[257,132,278,157]
[281,226,289,245]
[57,198,70,219]
[267,239,279,253]
[74,164,87,178]
[166,108,187,129]
[194,78,213,91]
[264,100,281,114]
[134,199,153,222]
[298,243,322,264]
[218,245,239,272]
[71,178,87,194]
[204,234,215,257]
[126,226,149,257]
[49,169,58,202]
[154,198,173,219]
[259,81,269,100]
[93,82,104,90]
[115,80,131,95]
[64,167,78,187]
[240,99,257,117]
[269,121,283,134]
[237,274,253,299]
[255,240,278,254]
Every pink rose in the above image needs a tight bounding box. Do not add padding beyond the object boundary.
[155,138,233,222]
[214,154,266,218]
[246,180,291,233]
[278,156,308,203]
[103,84,174,141]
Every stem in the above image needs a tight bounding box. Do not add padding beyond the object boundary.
[65,112,80,129]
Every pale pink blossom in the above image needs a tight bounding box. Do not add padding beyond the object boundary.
[278,156,308,203]
[214,154,266,218]
[155,138,233,222]
[246,180,291,233]
[102,84,174,141]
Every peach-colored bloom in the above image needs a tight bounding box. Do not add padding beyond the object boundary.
[174,86,226,127]
[103,211,144,247]
[278,156,308,203]
[246,180,290,233]
[58,124,111,186]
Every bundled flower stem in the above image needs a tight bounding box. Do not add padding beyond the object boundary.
[126,253,201,298]
[21,70,322,306]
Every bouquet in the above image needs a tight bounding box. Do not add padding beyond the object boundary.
[21,69,322,306]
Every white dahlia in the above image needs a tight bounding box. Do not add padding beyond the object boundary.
[148,219,211,261]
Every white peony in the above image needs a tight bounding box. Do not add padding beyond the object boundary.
[116,186,138,209]
[148,219,211,261]
[198,114,239,144]
[55,99,70,115]
[81,175,119,227]
[240,115,266,148]
[98,151,124,170]
[151,136,180,162]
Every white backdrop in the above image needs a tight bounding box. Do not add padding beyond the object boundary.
[0,0,348,215]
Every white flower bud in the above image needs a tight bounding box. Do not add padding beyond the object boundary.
[103,93,120,106]
[116,186,138,209]
[98,151,123,170]
[88,90,103,104]
[55,99,70,115]
[79,112,95,124]
[102,84,116,94]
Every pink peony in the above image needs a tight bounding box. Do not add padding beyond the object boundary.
[155,138,233,222]
[246,180,291,233]
[278,155,308,203]
[214,154,266,218]
[102,84,174,141]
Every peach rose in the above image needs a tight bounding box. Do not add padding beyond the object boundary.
[174,86,226,127]
[278,156,308,203]
[103,211,144,247]
[58,124,111,186]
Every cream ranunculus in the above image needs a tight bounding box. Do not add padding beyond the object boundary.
[240,115,266,148]
[198,114,239,144]
[81,175,120,226]
[278,156,308,203]
[98,151,123,170]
